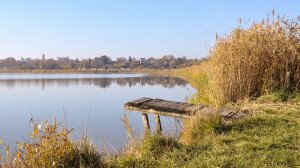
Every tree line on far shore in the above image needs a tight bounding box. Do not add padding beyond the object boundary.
[0,54,201,70]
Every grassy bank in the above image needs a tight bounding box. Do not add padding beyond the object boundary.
[108,100,300,167]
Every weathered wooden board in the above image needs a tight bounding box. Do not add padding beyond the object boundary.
[126,97,153,106]
[124,97,202,116]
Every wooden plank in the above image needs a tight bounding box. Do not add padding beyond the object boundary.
[126,97,153,106]
[153,100,175,108]
[144,99,164,108]
[160,101,180,111]
[150,100,167,107]
[136,97,152,103]
[168,103,187,112]
[179,104,194,110]
[185,105,204,113]
[144,99,163,105]
[149,100,181,112]
[169,102,187,109]
[177,103,193,111]
[155,101,181,112]
[124,106,188,118]
[166,102,183,108]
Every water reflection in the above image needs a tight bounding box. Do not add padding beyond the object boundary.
[0,74,193,151]
[0,76,187,89]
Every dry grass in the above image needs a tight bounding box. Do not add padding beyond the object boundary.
[181,12,300,107]
[120,114,140,155]
[1,120,104,168]
[109,100,300,167]
[211,14,300,105]
[180,110,222,146]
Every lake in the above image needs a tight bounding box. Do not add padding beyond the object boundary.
[0,73,194,152]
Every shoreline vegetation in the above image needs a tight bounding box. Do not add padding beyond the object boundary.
[0,69,172,74]
[0,55,200,72]
[2,12,300,167]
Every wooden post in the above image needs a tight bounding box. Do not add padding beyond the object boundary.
[141,113,150,136]
[154,114,162,134]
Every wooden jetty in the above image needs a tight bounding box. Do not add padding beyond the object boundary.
[124,97,249,136]
[124,97,203,135]
[124,97,204,118]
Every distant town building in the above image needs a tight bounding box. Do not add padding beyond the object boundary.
[57,56,69,62]
[42,53,46,60]
[20,57,25,63]
[20,57,30,63]
[128,56,132,63]
[123,62,130,69]
[140,58,146,65]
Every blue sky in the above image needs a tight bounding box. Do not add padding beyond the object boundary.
[0,0,299,59]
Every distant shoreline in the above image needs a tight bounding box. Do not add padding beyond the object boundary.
[0,69,150,74]
[0,69,178,76]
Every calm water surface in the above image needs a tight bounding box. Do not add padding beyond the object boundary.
[0,73,194,151]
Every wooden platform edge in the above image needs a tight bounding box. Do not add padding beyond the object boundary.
[124,97,202,118]
[124,97,250,119]
[124,106,189,118]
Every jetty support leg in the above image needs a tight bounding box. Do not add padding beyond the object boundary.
[142,113,150,136]
[154,114,162,134]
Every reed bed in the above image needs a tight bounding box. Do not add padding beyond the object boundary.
[183,13,300,106]
[212,15,300,104]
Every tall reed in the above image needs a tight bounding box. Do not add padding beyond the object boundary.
[190,13,300,106]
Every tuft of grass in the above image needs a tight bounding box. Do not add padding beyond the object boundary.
[107,135,180,168]
[180,110,223,146]
[257,90,294,102]
[120,114,140,155]
[257,90,300,104]
[138,135,180,157]
[1,120,105,168]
